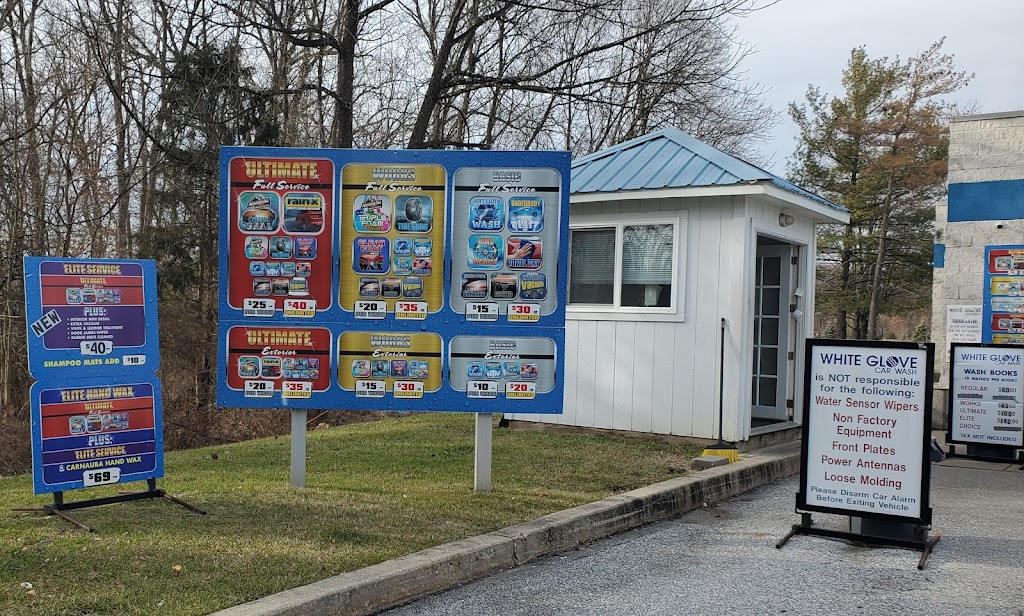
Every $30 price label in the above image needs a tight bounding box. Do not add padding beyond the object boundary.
[507,303,539,322]
[392,380,424,398]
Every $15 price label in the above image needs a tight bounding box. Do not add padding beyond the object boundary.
[466,302,498,322]
[356,380,386,398]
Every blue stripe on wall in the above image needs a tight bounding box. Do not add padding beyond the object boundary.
[948,180,1024,222]
[933,243,945,268]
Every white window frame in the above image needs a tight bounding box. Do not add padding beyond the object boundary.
[567,211,686,322]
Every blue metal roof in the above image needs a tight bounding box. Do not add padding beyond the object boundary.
[571,127,847,213]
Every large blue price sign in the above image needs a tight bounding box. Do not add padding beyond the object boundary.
[216,148,570,414]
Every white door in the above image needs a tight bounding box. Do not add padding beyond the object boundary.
[752,244,793,422]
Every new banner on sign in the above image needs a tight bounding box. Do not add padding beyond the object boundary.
[798,339,934,525]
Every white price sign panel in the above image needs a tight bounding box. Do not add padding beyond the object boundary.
[355,300,386,320]
[244,380,275,398]
[243,298,276,318]
[83,467,120,487]
[122,354,147,366]
[467,380,499,399]
[949,345,1024,447]
[466,302,499,322]
[283,299,316,318]
[356,380,387,398]
[80,340,112,356]
[801,342,931,522]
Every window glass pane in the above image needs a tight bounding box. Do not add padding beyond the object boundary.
[762,256,781,286]
[759,348,778,376]
[758,377,777,406]
[569,228,615,304]
[761,288,780,316]
[621,224,673,307]
[759,317,779,346]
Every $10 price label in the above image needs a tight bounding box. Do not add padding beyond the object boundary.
[507,303,539,322]
[393,380,424,398]
[467,380,498,399]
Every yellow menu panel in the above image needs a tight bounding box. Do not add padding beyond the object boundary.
[340,164,446,313]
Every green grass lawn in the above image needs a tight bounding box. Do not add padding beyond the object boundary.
[0,413,700,615]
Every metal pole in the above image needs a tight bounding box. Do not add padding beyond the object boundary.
[474,413,492,492]
[290,409,307,488]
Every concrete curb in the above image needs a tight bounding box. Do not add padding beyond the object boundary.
[214,441,801,616]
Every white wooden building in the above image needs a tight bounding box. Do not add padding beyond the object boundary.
[506,128,849,443]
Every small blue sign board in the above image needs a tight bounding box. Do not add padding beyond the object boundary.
[29,378,165,494]
[216,147,570,413]
[24,257,160,378]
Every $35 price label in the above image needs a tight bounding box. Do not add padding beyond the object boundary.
[282,381,312,398]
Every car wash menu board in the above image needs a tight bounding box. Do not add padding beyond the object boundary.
[223,326,333,402]
[337,332,442,402]
[983,245,1024,344]
[225,157,334,317]
[449,168,562,321]
[798,339,934,524]
[948,343,1024,447]
[217,147,570,413]
[339,164,446,318]
[24,257,159,378]
[30,379,164,494]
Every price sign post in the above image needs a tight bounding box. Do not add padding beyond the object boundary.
[777,339,940,569]
[18,257,205,531]
[947,343,1024,464]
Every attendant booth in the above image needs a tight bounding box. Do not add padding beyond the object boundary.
[506,128,849,444]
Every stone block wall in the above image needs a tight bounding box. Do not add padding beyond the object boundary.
[932,111,1024,427]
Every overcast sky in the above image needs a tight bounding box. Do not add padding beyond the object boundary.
[734,0,1024,173]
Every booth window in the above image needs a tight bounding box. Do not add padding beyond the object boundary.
[568,214,683,319]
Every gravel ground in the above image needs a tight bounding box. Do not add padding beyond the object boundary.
[381,462,1024,616]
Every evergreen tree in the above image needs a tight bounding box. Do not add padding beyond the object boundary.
[789,40,970,339]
